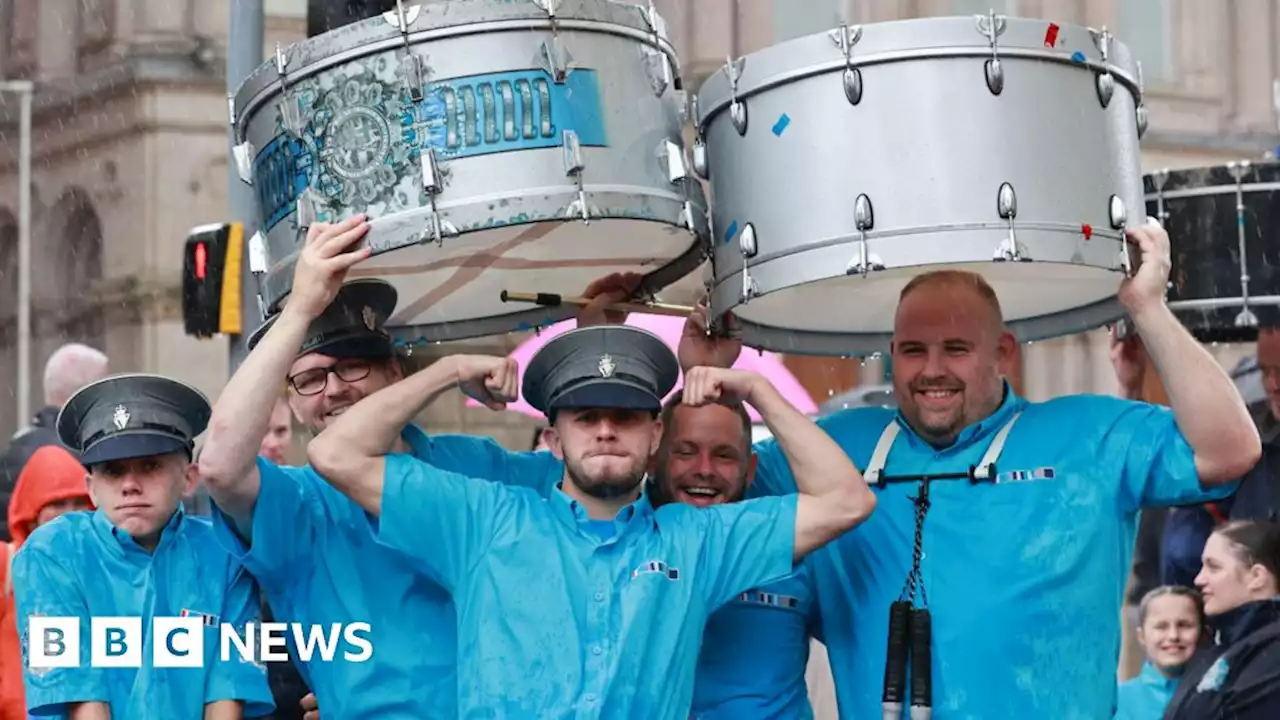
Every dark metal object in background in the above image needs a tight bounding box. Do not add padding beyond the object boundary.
[1143,161,1280,344]
[308,0,397,37]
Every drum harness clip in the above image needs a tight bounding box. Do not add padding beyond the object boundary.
[866,411,1022,720]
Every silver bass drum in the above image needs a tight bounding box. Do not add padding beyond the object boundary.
[694,13,1147,355]
[231,0,707,343]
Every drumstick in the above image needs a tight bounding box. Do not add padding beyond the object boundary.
[500,290,695,318]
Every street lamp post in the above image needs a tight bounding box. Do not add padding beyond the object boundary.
[1,80,34,428]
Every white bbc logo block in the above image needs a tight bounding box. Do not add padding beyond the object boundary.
[154,617,204,668]
[28,617,79,669]
[91,617,142,668]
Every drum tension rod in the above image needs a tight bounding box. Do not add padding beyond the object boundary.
[535,0,572,84]
[273,43,306,137]
[383,0,425,102]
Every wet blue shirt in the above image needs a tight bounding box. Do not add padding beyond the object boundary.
[210,427,559,720]
[15,509,273,719]
[692,560,819,719]
[749,389,1236,719]
[378,453,799,720]
[1114,662,1177,719]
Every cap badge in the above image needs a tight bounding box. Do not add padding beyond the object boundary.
[361,306,378,332]
[112,405,131,430]
[598,354,616,378]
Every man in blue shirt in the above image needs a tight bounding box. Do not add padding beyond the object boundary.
[649,390,820,719]
[15,374,273,720]
[678,219,1262,718]
[306,323,877,719]
[196,216,559,719]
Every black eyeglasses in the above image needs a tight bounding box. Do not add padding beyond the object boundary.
[287,358,373,396]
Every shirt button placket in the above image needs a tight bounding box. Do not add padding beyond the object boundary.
[584,556,611,713]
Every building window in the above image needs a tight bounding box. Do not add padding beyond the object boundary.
[772,0,851,43]
[1115,0,1172,84]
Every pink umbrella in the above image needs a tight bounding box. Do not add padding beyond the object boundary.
[468,314,819,422]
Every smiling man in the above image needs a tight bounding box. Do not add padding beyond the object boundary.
[650,393,820,719]
[681,220,1263,718]
[13,374,272,720]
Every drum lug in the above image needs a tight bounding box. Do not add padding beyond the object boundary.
[842,68,864,106]
[232,141,254,185]
[993,183,1029,262]
[975,11,1006,96]
[540,36,575,84]
[644,52,670,97]
[400,52,426,103]
[829,24,863,105]
[247,231,268,275]
[739,223,758,258]
[1108,195,1127,230]
[295,188,325,230]
[724,57,748,136]
[563,130,593,224]
[1090,27,1115,108]
[663,140,689,184]
[846,194,884,276]
[692,139,709,180]
[1134,62,1149,138]
[679,201,697,235]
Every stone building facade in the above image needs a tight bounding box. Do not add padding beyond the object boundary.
[0,0,1276,440]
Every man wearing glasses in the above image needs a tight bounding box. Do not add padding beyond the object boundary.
[195,216,561,719]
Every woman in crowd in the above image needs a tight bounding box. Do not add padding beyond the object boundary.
[1164,520,1280,719]
[1113,586,1204,719]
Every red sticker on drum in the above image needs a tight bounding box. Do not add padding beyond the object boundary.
[1044,23,1060,47]
[1082,224,1093,240]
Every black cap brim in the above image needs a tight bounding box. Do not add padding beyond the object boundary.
[81,434,191,467]
[551,380,662,413]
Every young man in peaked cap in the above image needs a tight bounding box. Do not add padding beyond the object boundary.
[305,321,877,719]
[13,374,273,720]
[197,216,562,719]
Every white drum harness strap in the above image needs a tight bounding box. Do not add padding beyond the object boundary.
[866,412,1021,720]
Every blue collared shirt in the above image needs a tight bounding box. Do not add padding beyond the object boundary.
[378,453,799,720]
[14,509,273,719]
[209,427,559,720]
[1114,662,1177,719]
[692,560,819,720]
[750,388,1236,719]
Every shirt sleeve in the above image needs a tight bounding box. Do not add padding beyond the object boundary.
[1108,400,1239,512]
[12,544,107,714]
[687,495,799,608]
[210,457,319,585]
[378,453,514,591]
[424,434,561,498]
[203,565,274,715]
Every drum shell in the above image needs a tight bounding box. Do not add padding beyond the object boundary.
[1144,162,1280,344]
[233,0,707,343]
[694,15,1145,355]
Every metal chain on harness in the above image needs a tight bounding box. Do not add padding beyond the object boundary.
[883,481,933,720]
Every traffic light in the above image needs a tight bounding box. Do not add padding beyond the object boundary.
[181,222,245,338]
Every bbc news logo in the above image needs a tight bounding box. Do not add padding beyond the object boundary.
[27,618,373,668]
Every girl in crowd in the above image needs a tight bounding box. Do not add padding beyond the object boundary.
[1113,586,1204,719]
[1164,520,1280,719]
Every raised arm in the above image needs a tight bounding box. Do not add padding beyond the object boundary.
[1121,221,1261,484]
[198,216,371,534]
[683,367,876,561]
[306,354,518,516]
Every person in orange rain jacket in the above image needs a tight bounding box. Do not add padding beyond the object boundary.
[0,445,93,720]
